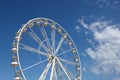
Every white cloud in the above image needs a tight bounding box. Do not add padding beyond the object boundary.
[75,26,81,33]
[86,0,120,9]
[86,39,93,44]
[114,77,120,80]
[79,18,120,75]
[78,19,88,29]
[83,67,87,72]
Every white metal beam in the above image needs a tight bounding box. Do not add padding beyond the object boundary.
[39,62,52,80]
[39,25,52,52]
[23,59,48,71]
[51,29,56,54]
[54,37,64,55]
[28,28,51,53]
[19,43,48,56]
[56,58,71,80]
[57,49,72,56]
[50,58,55,80]
[58,57,79,65]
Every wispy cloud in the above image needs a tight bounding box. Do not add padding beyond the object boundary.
[83,66,87,72]
[86,0,120,9]
[78,19,88,29]
[75,26,81,33]
[78,16,120,75]
[114,77,120,80]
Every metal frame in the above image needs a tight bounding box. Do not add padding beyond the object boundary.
[11,18,82,80]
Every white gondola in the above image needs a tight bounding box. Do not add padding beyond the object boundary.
[75,58,79,62]
[57,28,62,33]
[63,34,67,39]
[75,77,81,80]
[68,41,72,46]
[51,23,56,29]
[11,61,18,67]
[22,28,27,33]
[15,36,21,41]
[36,19,41,26]
[11,48,17,53]
[77,67,80,71]
[72,49,76,53]
[14,77,22,80]
[44,20,48,26]
[28,22,34,28]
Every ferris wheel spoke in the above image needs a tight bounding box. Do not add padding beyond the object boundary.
[57,72,64,78]
[50,58,56,80]
[19,43,48,56]
[27,28,51,53]
[56,58,71,80]
[58,57,79,66]
[63,64,75,79]
[54,37,64,55]
[23,59,48,71]
[56,61,75,79]
[65,67,75,79]
[57,49,72,56]
[53,66,58,80]
[39,24,52,52]
[51,29,56,54]
[55,63,63,79]
[39,62,52,80]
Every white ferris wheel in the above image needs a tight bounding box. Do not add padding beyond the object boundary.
[11,18,82,80]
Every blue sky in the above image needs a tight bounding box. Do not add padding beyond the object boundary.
[0,0,120,80]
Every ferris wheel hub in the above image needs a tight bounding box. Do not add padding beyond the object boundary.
[48,55,55,62]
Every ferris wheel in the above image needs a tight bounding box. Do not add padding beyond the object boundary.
[11,18,82,80]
